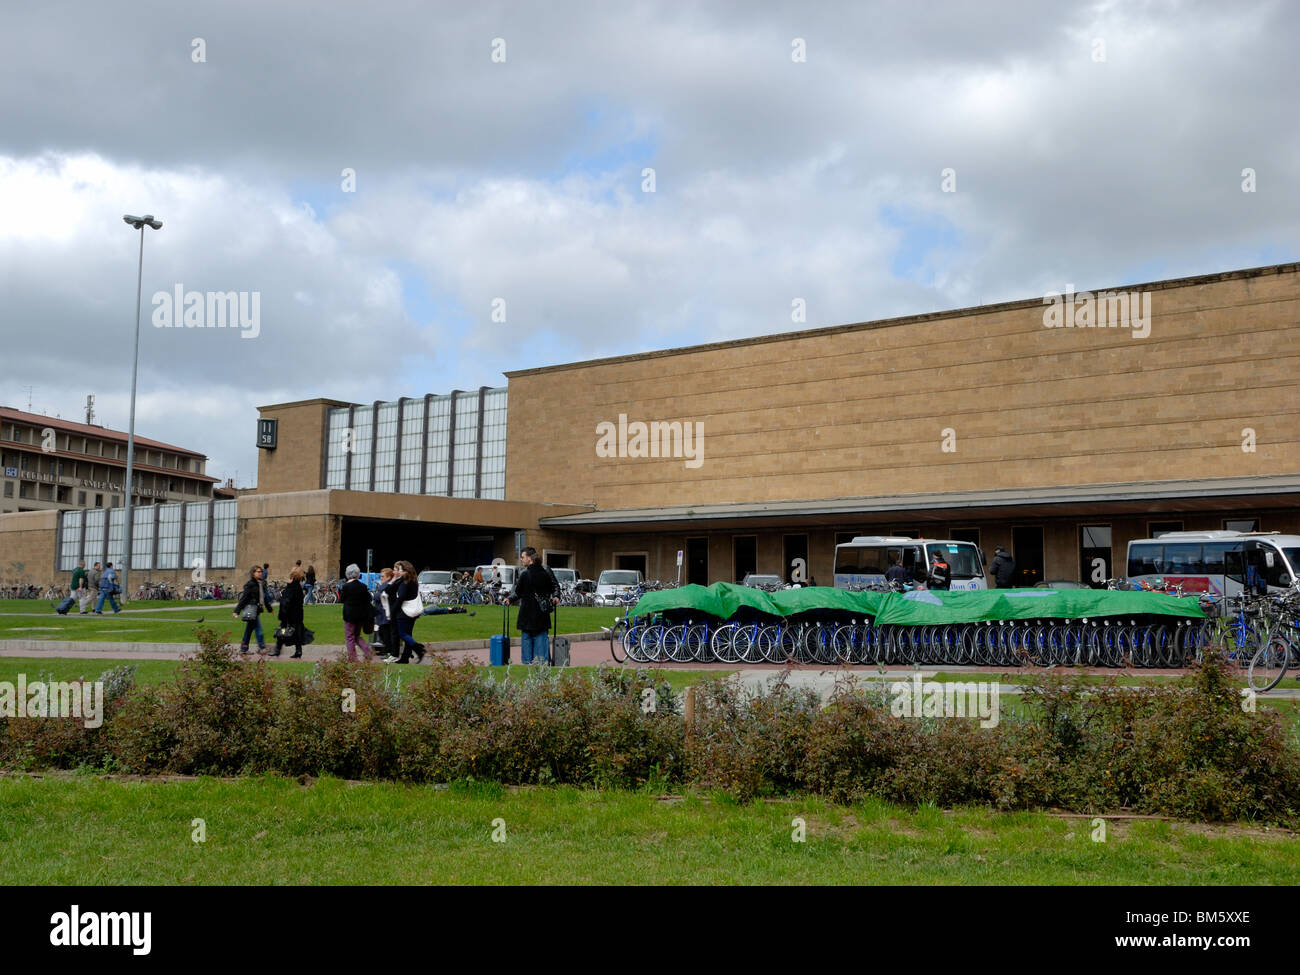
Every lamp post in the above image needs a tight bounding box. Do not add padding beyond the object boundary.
[121,214,162,601]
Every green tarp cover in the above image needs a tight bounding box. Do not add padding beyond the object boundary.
[628,583,1203,624]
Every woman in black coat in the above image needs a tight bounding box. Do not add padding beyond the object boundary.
[273,567,306,658]
[339,563,375,661]
[232,565,272,654]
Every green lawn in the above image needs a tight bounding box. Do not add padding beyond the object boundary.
[0,774,1294,884]
[0,604,624,646]
[0,656,722,693]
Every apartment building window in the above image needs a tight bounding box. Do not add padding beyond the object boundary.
[2,482,11,498]
[19,483,32,499]
[77,491,85,505]
[95,493,103,507]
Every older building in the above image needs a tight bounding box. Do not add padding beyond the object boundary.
[0,407,218,515]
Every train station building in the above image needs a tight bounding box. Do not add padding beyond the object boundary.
[4,260,1297,589]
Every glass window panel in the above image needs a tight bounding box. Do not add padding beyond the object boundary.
[58,510,83,570]
[211,500,237,568]
[325,409,349,489]
[348,406,373,490]
[132,505,156,571]
[154,504,180,570]
[84,509,105,564]
[183,502,209,573]
[106,509,125,568]
[373,402,399,493]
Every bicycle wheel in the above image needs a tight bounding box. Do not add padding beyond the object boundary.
[738,627,766,665]
[1247,634,1291,693]
[624,624,648,663]
[639,626,666,663]
[711,625,737,663]
[609,621,628,663]
[664,625,693,664]
[688,624,713,662]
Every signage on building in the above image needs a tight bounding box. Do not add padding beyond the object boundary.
[4,467,15,477]
[20,471,57,483]
[81,479,123,492]
[257,418,277,449]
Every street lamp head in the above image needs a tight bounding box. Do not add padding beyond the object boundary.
[122,214,163,230]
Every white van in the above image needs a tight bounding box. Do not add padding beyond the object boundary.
[474,564,517,589]
[1126,531,1300,601]
[833,536,988,591]
[596,569,643,605]
[417,570,453,604]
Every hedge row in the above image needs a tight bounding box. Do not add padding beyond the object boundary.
[3,628,1298,824]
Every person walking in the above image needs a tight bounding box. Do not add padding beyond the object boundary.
[372,567,394,656]
[233,565,273,653]
[70,559,91,615]
[384,561,425,664]
[340,564,375,662]
[86,561,102,613]
[272,566,306,658]
[511,547,558,665]
[94,562,121,614]
[305,563,317,604]
[990,546,1016,588]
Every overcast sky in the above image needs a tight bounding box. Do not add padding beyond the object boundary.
[1,0,1296,485]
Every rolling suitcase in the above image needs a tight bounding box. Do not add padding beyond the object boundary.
[551,607,571,667]
[55,595,76,615]
[489,602,511,666]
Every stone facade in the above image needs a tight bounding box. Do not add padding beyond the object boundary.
[505,264,1300,510]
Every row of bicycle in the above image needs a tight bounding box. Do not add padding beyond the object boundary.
[608,615,1279,670]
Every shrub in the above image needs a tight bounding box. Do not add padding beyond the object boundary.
[108,628,281,774]
[0,665,136,771]
[270,658,399,779]
[686,674,818,800]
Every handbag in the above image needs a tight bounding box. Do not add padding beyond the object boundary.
[401,597,423,619]
[240,604,259,622]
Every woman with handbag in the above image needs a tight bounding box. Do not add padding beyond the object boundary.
[272,566,306,658]
[233,565,272,654]
[340,563,375,662]
[384,561,426,664]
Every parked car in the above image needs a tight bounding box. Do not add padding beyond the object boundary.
[1034,580,1087,589]
[418,570,453,603]
[741,573,784,589]
[596,569,643,605]
[549,567,579,587]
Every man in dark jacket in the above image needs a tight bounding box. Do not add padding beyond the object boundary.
[511,548,557,664]
[990,547,1016,588]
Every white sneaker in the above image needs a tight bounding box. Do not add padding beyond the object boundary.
[382,655,399,663]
